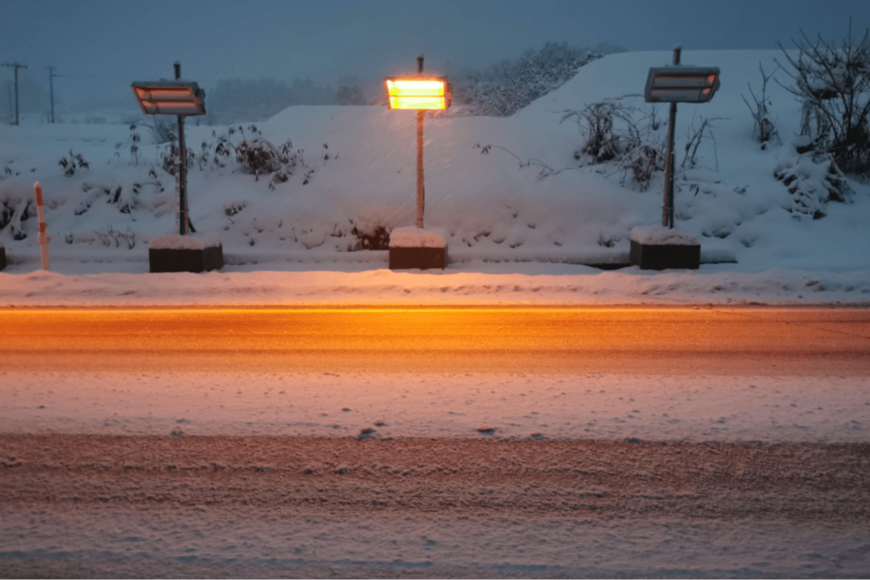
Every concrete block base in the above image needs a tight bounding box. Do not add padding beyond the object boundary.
[389,246,447,270]
[0,247,5,271]
[630,240,700,270]
[149,245,224,273]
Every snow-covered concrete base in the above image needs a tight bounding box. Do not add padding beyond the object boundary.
[389,226,448,270]
[630,226,701,270]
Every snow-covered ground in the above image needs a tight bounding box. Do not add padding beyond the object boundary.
[0,49,868,307]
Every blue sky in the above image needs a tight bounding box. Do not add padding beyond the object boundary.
[1,0,867,105]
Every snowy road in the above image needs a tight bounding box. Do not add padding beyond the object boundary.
[2,435,869,578]
[2,306,869,577]
[2,306,869,375]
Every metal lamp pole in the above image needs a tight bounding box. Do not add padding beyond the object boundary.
[174,61,190,235]
[416,54,425,229]
[662,46,681,229]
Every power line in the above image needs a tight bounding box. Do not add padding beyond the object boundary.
[53,73,134,81]
[52,73,223,83]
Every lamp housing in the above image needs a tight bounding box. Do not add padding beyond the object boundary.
[644,66,720,103]
[385,77,451,110]
[131,80,206,115]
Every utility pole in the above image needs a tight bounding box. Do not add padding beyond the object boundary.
[2,62,27,125]
[46,65,56,123]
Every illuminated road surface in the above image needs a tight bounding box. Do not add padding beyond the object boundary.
[2,306,869,577]
[1,306,869,375]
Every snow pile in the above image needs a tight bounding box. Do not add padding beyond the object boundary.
[773,137,852,219]
[630,225,699,246]
[149,234,222,250]
[2,266,870,306]
[389,226,448,248]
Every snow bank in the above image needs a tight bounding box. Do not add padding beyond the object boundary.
[389,226,448,248]
[630,225,699,246]
[1,265,870,306]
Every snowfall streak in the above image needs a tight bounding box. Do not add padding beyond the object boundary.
[0,307,868,375]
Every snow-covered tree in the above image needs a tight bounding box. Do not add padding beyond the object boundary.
[455,42,615,117]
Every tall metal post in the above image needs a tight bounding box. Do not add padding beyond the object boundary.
[47,66,56,123]
[416,54,425,229]
[174,61,189,235]
[662,46,681,229]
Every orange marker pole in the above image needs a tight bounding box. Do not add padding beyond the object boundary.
[33,182,50,270]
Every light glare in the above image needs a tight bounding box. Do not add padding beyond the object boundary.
[385,77,450,110]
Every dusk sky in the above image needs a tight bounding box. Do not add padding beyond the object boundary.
[1,0,867,106]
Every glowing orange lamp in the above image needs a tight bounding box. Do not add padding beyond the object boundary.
[385,78,451,110]
[384,55,451,229]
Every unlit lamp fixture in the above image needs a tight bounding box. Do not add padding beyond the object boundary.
[644,66,720,103]
[131,81,206,116]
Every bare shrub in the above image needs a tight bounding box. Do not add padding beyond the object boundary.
[774,137,852,219]
[742,63,782,148]
[563,98,665,190]
[1,197,30,239]
[777,19,870,177]
[147,118,176,144]
[58,150,89,177]
[682,115,722,170]
[159,131,195,177]
[93,225,136,249]
[231,126,312,189]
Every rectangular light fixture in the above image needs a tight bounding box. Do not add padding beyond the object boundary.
[385,78,451,110]
[131,81,206,115]
[644,67,721,103]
